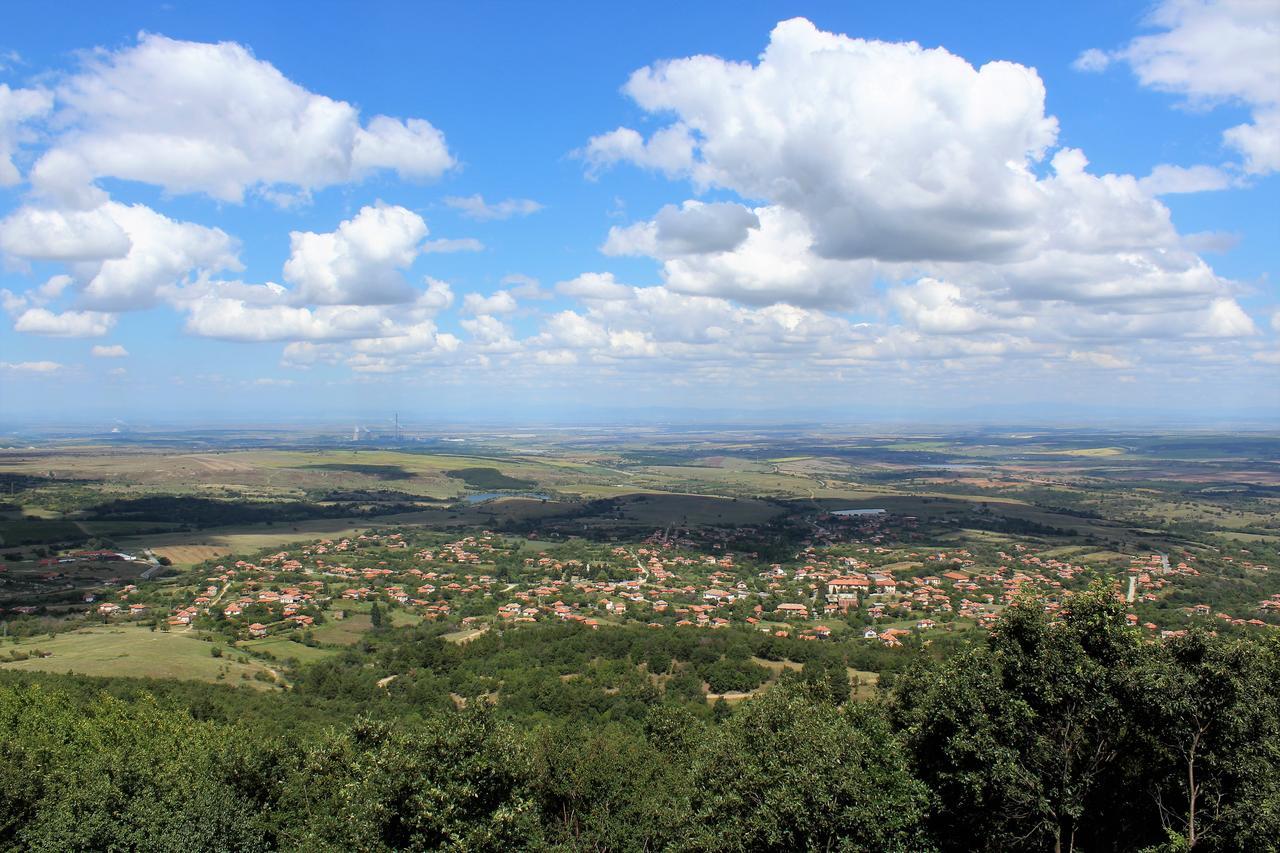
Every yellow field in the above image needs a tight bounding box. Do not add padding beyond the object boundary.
[1053,447,1127,457]
[151,544,233,566]
[877,561,924,573]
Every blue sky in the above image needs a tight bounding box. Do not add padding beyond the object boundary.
[0,1,1276,425]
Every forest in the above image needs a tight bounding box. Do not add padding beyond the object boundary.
[2,586,1276,853]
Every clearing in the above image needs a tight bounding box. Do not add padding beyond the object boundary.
[0,624,278,687]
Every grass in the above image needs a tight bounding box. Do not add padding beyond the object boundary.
[1077,550,1130,563]
[0,519,85,546]
[877,561,924,573]
[0,624,278,687]
[442,626,488,644]
[240,636,338,663]
[311,613,372,645]
[388,609,423,627]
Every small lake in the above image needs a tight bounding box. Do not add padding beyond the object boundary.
[464,492,551,504]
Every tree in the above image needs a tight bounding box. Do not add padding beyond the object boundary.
[687,685,929,851]
[530,723,688,851]
[369,601,383,629]
[800,653,850,705]
[892,583,1149,853]
[276,708,540,851]
[1132,631,1280,851]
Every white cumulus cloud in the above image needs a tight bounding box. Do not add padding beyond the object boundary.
[30,33,454,205]
[12,307,115,337]
[283,203,427,305]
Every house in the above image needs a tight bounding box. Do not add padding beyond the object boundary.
[248,623,268,638]
[916,618,936,630]
[826,577,868,600]
[871,575,898,594]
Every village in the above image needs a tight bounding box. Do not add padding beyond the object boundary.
[67,509,1278,660]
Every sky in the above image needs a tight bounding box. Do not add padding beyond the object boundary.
[0,0,1277,426]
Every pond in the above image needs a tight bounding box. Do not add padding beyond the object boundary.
[464,492,551,504]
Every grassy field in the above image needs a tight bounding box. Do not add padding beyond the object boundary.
[311,613,373,645]
[0,519,85,546]
[0,625,278,686]
[442,626,489,644]
[240,636,338,663]
[388,609,423,627]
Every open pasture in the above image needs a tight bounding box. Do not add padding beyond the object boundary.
[0,624,278,686]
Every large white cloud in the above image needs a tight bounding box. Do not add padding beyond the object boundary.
[283,204,428,305]
[587,18,1059,263]
[30,33,454,205]
[581,17,1260,354]
[73,202,240,310]
[0,201,241,315]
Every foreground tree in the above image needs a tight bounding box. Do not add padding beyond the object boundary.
[1133,632,1280,851]
[893,584,1152,852]
[276,708,539,852]
[892,583,1280,853]
[0,684,272,851]
[685,685,930,852]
